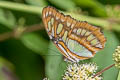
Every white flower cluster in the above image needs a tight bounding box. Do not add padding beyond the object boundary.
[63,63,102,80]
[113,46,120,69]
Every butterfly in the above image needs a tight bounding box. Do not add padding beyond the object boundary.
[42,6,106,62]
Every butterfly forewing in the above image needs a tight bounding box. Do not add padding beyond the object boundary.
[42,6,106,62]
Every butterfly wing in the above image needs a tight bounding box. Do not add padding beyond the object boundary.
[42,6,106,62]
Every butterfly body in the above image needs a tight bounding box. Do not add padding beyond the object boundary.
[42,6,106,62]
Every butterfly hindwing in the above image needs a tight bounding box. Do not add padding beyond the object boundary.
[42,6,106,62]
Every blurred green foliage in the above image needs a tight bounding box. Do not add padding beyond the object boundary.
[0,0,119,80]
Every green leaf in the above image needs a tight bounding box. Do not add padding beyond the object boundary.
[0,8,16,29]
[0,39,45,80]
[117,71,120,80]
[92,31,119,80]
[73,0,107,17]
[26,0,47,7]
[21,33,67,80]
[49,0,76,11]
[99,0,120,4]
[45,42,67,80]
[20,32,49,55]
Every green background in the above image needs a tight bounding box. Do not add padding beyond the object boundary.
[0,0,120,80]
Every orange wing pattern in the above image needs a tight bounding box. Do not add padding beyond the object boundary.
[42,6,106,62]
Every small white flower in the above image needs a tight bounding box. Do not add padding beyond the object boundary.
[43,77,49,80]
[63,63,103,80]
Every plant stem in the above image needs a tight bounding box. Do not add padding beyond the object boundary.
[0,1,120,31]
[93,64,115,78]
[0,1,42,15]
[0,24,44,41]
[0,32,13,41]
